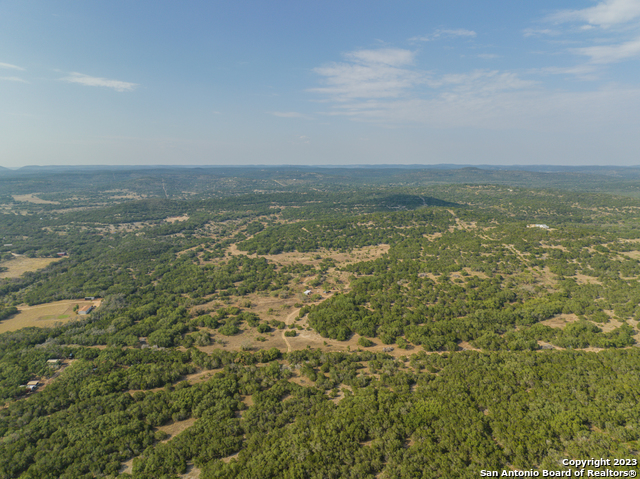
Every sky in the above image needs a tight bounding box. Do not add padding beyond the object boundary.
[2,0,640,167]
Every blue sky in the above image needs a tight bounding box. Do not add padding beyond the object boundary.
[2,0,640,167]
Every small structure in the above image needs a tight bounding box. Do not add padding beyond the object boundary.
[84,296,96,301]
[26,380,40,391]
[57,252,68,256]
[303,290,312,296]
[527,224,549,229]
[47,359,62,368]
[78,305,94,315]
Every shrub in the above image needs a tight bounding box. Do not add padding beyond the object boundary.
[257,323,271,333]
[357,337,374,347]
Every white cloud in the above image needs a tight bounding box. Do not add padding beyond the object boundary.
[60,72,138,92]
[410,29,476,42]
[0,76,28,83]
[319,85,640,134]
[311,49,543,129]
[0,62,25,71]
[533,1,640,72]
[548,0,640,27]
[309,48,420,100]
[345,48,415,66]
[536,64,600,80]
[572,36,640,63]
[438,28,477,38]
[428,70,536,92]
[523,28,560,37]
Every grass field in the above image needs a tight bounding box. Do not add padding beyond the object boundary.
[11,194,59,204]
[0,299,101,334]
[0,256,61,279]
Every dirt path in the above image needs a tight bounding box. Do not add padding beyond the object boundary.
[281,307,302,353]
[285,308,300,324]
[282,331,292,352]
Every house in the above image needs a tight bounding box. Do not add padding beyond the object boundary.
[303,290,312,296]
[84,296,96,301]
[57,252,68,256]
[26,380,40,391]
[78,305,94,315]
[527,224,549,229]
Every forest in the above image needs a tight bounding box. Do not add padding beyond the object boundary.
[1,165,640,478]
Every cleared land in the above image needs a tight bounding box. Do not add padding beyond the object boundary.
[0,299,101,334]
[158,417,197,442]
[226,243,390,266]
[0,256,61,279]
[11,194,59,204]
[166,215,190,223]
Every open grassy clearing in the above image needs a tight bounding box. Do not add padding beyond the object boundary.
[226,243,390,266]
[191,229,640,355]
[179,465,201,478]
[165,215,190,223]
[0,256,61,279]
[0,299,101,334]
[11,194,59,204]
[185,243,398,354]
[541,313,581,329]
[157,417,197,442]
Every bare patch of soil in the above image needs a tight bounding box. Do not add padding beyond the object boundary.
[599,316,623,333]
[157,417,197,442]
[574,273,602,285]
[620,250,640,261]
[288,372,313,388]
[180,464,200,478]
[166,215,190,223]
[458,341,480,351]
[120,458,134,475]
[227,244,390,267]
[182,369,220,385]
[221,452,240,463]
[541,314,580,329]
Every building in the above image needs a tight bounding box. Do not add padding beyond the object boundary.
[47,359,62,368]
[527,224,549,229]
[78,305,94,315]
[26,381,40,391]
[84,296,96,301]
[303,290,312,296]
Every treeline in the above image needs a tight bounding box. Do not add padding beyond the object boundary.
[0,306,17,322]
